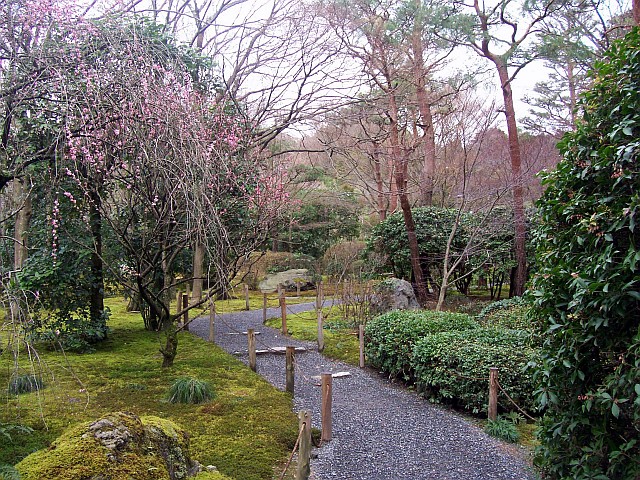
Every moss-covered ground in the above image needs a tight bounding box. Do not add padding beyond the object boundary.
[0,297,299,480]
[264,307,361,366]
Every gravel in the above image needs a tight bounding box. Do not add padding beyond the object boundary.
[189,301,536,480]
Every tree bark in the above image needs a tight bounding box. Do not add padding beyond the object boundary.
[192,242,204,302]
[13,178,32,270]
[412,30,436,207]
[388,92,429,304]
[88,187,106,329]
[493,61,527,296]
[634,0,640,26]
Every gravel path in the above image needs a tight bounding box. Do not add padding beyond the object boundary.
[189,301,536,480]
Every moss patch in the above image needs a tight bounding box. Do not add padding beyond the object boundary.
[1,297,297,480]
[265,308,360,365]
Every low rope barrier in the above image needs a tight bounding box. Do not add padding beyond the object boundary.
[278,421,305,480]
[496,380,537,422]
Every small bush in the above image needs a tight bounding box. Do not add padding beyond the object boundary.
[412,328,539,414]
[364,310,478,382]
[166,378,215,404]
[476,297,532,331]
[9,374,44,395]
[484,417,520,443]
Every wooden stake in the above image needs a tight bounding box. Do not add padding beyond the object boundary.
[182,292,189,332]
[244,284,250,311]
[286,346,295,395]
[262,293,268,323]
[248,329,257,372]
[316,281,324,352]
[321,372,332,442]
[208,298,215,343]
[359,324,365,368]
[280,290,287,335]
[296,411,311,480]
[488,367,498,421]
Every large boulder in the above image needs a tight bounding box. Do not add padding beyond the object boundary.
[370,278,420,315]
[16,412,207,480]
[258,268,314,293]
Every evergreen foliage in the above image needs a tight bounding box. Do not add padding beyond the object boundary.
[532,28,640,479]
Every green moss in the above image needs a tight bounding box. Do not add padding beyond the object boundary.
[1,297,298,480]
[265,309,360,365]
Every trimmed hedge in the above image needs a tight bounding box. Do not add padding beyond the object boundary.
[364,310,478,381]
[475,297,533,331]
[412,328,540,414]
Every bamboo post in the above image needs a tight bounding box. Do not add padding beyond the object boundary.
[296,411,311,480]
[182,292,189,332]
[321,372,332,442]
[244,284,250,311]
[248,329,257,372]
[280,289,287,335]
[488,367,498,421]
[262,292,268,323]
[359,324,365,368]
[316,281,324,352]
[208,298,215,342]
[286,346,295,395]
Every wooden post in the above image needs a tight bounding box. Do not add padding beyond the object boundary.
[176,290,182,315]
[182,292,189,332]
[208,298,215,342]
[316,280,324,352]
[296,411,311,480]
[280,290,287,335]
[244,284,250,311]
[248,329,257,372]
[321,372,332,442]
[296,280,301,297]
[262,292,268,323]
[359,324,365,368]
[488,367,498,421]
[286,346,295,395]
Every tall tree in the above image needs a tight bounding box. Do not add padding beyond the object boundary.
[460,0,559,296]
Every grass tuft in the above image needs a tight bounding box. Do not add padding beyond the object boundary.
[8,374,44,395]
[167,377,215,404]
[484,417,520,443]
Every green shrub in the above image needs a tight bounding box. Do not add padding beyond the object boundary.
[412,328,539,414]
[532,29,640,479]
[476,297,533,331]
[8,374,44,395]
[166,378,215,404]
[364,310,478,381]
[484,417,520,443]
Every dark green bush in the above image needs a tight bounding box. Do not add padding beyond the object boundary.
[8,374,44,395]
[412,328,539,414]
[476,296,533,331]
[532,29,640,479]
[166,377,215,404]
[364,310,478,381]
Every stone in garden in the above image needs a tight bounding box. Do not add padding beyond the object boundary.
[258,268,314,292]
[16,412,203,480]
[370,277,420,315]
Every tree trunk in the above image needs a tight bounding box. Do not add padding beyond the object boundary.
[192,242,204,302]
[13,178,32,270]
[634,0,640,26]
[88,187,106,330]
[160,316,178,368]
[388,94,429,305]
[495,60,528,297]
[412,31,436,207]
[372,144,386,220]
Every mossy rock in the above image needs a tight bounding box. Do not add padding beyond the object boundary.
[16,412,207,480]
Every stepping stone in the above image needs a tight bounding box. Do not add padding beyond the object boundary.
[310,371,352,381]
[225,331,261,335]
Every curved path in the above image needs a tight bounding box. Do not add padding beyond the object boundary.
[189,302,535,480]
